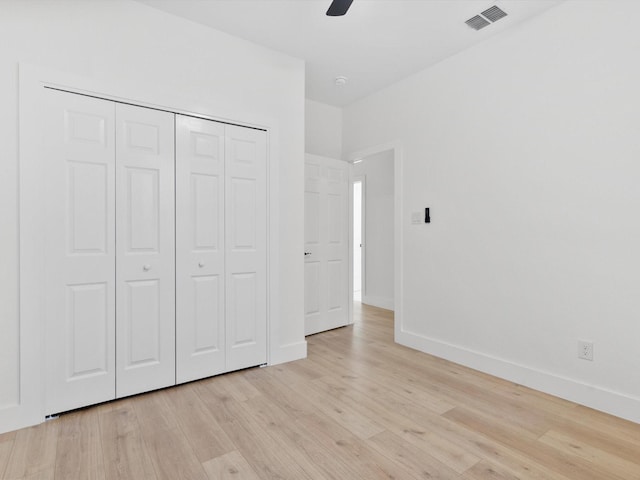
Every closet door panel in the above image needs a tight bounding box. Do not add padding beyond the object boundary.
[44,89,116,415]
[225,125,267,371]
[124,279,161,366]
[176,115,226,383]
[116,104,175,397]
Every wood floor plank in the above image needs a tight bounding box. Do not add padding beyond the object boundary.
[132,391,208,480]
[306,342,456,415]
[547,420,640,466]
[462,460,523,480]
[538,429,640,479]
[366,429,466,479]
[53,409,105,480]
[443,406,629,480]
[240,394,361,479]
[98,400,157,480]
[294,413,421,480]
[313,374,483,474]
[568,405,640,448]
[194,380,316,480]
[0,431,16,444]
[23,467,55,480]
[162,384,235,463]
[292,377,386,439]
[4,420,58,479]
[209,371,262,403]
[241,368,317,420]
[202,451,261,480]
[0,437,14,479]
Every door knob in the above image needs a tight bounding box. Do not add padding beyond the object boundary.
[304,252,311,256]
[198,261,205,268]
[143,264,151,271]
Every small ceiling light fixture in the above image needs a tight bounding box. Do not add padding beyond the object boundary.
[334,76,348,86]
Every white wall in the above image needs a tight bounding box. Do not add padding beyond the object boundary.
[0,0,305,432]
[305,99,343,159]
[353,150,394,310]
[343,0,640,423]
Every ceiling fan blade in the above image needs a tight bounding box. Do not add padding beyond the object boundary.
[326,0,354,16]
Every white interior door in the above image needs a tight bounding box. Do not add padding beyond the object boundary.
[115,104,176,397]
[175,115,226,383]
[44,89,116,414]
[225,125,267,371]
[304,155,350,336]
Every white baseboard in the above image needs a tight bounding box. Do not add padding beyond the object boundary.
[362,295,394,311]
[396,328,640,425]
[269,340,307,366]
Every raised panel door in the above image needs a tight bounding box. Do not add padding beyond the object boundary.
[43,89,116,414]
[175,115,226,383]
[225,125,267,371]
[304,155,349,336]
[325,165,349,327]
[115,104,175,398]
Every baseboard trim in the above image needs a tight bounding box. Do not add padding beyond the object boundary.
[269,340,307,366]
[396,328,640,424]
[362,295,394,311]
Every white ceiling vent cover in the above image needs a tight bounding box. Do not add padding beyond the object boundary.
[481,6,508,23]
[465,15,490,31]
[465,5,508,31]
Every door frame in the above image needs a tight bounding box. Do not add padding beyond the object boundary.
[347,142,403,339]
[14,63,280,432]
[351,174,366,302]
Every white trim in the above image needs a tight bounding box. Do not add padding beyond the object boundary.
[351,174,365,318]
[397,328,640,424]
[347,142,403,340]
[354,175,366,301]
[0,65,47,434]
[361,295,394,311]
[8,62,283,434]
[347,167,354,325]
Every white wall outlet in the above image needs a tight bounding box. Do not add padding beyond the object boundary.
[578,340,594,361]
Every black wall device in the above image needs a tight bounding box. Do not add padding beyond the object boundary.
[425,208,430,223]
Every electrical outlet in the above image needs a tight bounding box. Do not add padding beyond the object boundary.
[578,340,594,361]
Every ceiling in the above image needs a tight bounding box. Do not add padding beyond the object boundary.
[138,0,563,107]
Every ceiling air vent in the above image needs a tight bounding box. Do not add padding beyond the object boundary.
[465,5,508,31]
[481,6,508,23]
[465,15,491,31]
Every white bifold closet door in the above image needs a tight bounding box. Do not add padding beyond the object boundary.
[43,89,265,413]
[225,125,268,371]
[176,117,267,381]
[44,89,176,413]
[115,104,176,398]
[175,116,226,383]
[44,90,117,415]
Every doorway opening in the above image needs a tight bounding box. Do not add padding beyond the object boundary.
[351,149,395,311]
[353,179,363,302]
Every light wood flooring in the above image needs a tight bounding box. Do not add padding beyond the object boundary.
[2,303,640,479]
